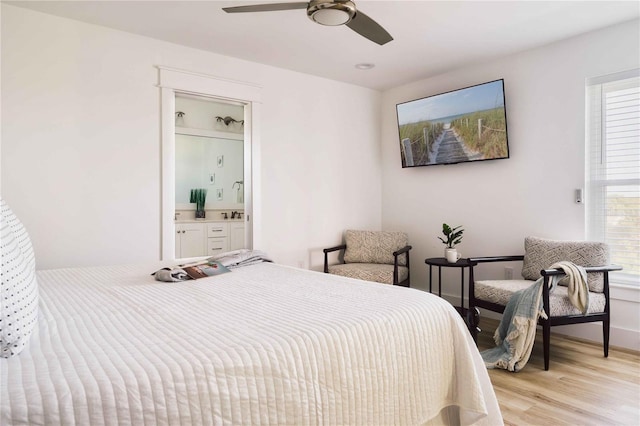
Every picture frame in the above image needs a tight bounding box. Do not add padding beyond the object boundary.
[396,79,509,168]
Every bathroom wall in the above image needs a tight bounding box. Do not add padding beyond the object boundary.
[174,95,245,210]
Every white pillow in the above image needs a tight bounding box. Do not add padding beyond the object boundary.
[1,199,38,358]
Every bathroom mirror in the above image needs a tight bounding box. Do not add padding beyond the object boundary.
[175,95,244,210]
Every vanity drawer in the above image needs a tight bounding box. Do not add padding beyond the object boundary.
[207,237,229,256]
[206,223,229,237]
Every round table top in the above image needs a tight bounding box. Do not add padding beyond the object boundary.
[424,257,477,267]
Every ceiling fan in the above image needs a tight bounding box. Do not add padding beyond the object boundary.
[222,0,393,46]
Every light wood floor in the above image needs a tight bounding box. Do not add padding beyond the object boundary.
[476,318,640,426]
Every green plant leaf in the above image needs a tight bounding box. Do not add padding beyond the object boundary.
[438,223,463,247]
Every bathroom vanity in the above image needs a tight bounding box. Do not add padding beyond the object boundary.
[175,220,245,258]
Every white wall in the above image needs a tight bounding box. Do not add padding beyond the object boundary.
[381,19,640,350]
[0,5,382,270]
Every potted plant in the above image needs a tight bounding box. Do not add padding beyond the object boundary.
[190,188,207,219]
[438,223,463,262]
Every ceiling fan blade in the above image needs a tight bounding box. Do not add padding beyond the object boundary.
[346,10,393,45]
[223,2,308,13]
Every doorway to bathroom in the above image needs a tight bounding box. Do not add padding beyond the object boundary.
[159,66,261,260]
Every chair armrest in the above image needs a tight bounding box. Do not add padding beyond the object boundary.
[323,244,346,273]
[540,264,623,277]
[468,255,524,263]
[393,245,412,257]
[393,245,412,286]
[323,244,346,254]
[539,264,622,319]
[393,245,412,267]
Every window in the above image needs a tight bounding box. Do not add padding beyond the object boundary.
[586,69,640,286]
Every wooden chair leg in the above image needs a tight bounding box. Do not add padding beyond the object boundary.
[543,322,551,371]
[603,319,610,358]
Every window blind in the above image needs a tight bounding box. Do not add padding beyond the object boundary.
[586,70,640,285]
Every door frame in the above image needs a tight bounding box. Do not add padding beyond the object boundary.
[158,66,262,260]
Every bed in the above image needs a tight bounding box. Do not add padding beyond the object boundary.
[1,261,502,425]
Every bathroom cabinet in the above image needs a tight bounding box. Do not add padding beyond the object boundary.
[230,222,245,251]
[206,223,229,256]
[175,222,205,258]
[175,221,245,258]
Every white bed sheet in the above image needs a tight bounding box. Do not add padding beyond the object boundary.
[1,262,502,425]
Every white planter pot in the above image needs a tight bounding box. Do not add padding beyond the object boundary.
[445,248,461,263]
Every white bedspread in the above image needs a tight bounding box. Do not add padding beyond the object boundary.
[1,262,502,425]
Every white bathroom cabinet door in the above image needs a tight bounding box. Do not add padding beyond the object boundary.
[176,223,205,258]
[229,222,245,250]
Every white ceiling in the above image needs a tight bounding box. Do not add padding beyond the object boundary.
[6,0,640,90]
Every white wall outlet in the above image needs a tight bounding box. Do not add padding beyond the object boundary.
[505,267,513,279]
[216,188,223,200]
[297,260,305,269]
[209,173,215,184]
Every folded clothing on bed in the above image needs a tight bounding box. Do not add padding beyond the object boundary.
[152,250,272,282]
[208,249,272,269]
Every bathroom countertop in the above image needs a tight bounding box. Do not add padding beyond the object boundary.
[175,219,244,224]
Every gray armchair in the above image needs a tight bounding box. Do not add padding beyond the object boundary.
[323,230,412,287]
[469,236,622,370]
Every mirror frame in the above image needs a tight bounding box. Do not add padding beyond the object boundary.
[158,66,262,260]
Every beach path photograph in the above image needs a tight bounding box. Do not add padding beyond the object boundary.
[397,80,509,167]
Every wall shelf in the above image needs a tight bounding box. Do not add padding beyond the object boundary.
[175,126,243,141]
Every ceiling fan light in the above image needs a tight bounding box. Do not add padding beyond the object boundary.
[307,1,356,26]
[312,9,350,26]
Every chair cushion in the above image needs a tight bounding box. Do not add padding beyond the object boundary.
[475,279,606,317]
[475,279,533,306]
[328,263,409,285]
[522,236,609,293]
[343,230,408,266]
[1,199,39,358]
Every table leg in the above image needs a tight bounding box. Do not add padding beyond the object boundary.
[460,268,465,309]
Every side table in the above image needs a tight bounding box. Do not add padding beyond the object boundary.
[425,257,480,332]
